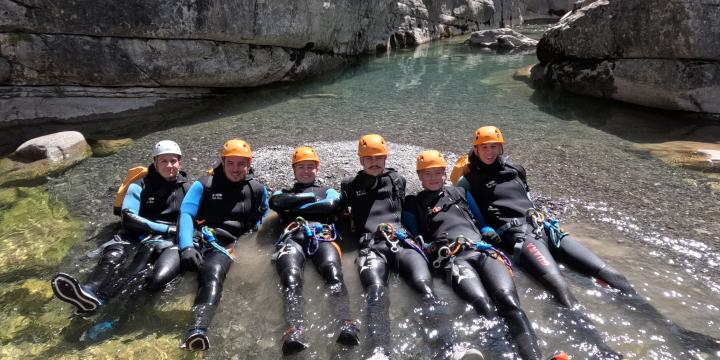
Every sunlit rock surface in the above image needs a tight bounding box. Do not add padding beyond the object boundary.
[534,0,720,114]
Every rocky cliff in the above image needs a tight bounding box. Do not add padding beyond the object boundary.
[534,0,720,114]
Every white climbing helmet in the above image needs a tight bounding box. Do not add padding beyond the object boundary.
[152,140,182,157]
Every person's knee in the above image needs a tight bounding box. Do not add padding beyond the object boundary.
[99,244,127,267]
[199,260,226,285]
[365,283,387,304]
[491,288,522,312]
[280,266,304,289]
[319,262,343,285]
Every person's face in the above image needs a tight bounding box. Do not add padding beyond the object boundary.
[223,156,251,182]
[360,155,387,176]
[473,143,503,165]
[418,167,446,191]
[293,160,319,184]
[153,154,182,181]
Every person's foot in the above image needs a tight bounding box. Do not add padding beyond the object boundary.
[51,273,103,314]
[180,328,210,351]
[282,326,309,355]
[548,351,570,360]
[337,319,360,346]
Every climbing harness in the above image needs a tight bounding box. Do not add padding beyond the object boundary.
[526,208,569,248]
[427,235,513,274]
[544,218,569,248]
[277,217,341,257]
[201,226,236,261]
[526,208,545,239]
[376,223,429,264]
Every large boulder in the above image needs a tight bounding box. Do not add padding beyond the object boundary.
[525,0,575,22]
[534,0,720,114]
[0,131,91,185]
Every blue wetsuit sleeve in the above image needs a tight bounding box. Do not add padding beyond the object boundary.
[296,188,341,215]
[401,209,421,237]
[120,183,171,235]
[256,186,269,227]
[456,176,471,192]
[178,181,203,250]
[465,188,494,234]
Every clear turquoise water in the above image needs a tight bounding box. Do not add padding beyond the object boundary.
[9,35,720,359]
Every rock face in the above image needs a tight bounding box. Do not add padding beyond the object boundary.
[467,28,538,49]
[534,0,720,114]
[525,0,575,22]
[0,0,527,124]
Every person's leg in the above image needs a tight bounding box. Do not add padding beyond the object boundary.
[181,250,233,351]
[445,252,496,317]
[357,241,391,355]
[147,246,181,292]
[51,241,130,313]
[516,233,577,308]
[313,241,359,346]
[550,235,635,295]
[273,240,308,354]
[477,251,543,360]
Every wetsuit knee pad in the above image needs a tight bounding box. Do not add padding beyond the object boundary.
[318,262,343,285]
[99,243,127,267]
[280,266,304,289]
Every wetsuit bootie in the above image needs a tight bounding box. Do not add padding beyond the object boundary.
[336,319,360,346]
[51,273,104,314]
[282,326,309,355]
[180,328,210,351]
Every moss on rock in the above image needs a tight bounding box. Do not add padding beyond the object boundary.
[91,138,134,157]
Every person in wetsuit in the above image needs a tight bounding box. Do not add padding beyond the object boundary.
[177,139,269,351]
[269,146,359,354]
[455,126,629,359]
[51,140,188,314]
[404,150,568,360]
[340,134,454,359]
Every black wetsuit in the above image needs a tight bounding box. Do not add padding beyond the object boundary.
[178,165,268,334]
[341,169,447,355]
[458,153,635,308]
[270,182,356,349]
[403,186,543,360]
[87,164,188,300]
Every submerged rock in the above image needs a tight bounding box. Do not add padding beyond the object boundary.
[534,0,720,114]
[633,141,720,173]
[91,138,134,157]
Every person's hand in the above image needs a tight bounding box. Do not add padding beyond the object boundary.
[482,231,501,245]
[181,248,202,270]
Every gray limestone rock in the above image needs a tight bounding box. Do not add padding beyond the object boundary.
[467,28,538,49]
[14,131,90,162]
[534,0,720,114]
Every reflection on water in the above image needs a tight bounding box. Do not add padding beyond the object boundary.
[4,34,720,359]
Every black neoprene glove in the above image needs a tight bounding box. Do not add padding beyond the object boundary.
[166,225,177,236]
[181,248,203,270]
[482,231,501,245]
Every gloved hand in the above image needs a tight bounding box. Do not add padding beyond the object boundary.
[166,225,177,236]
[482,231,501,245]
[181,248,203,270]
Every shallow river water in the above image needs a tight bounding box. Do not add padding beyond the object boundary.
[7,35,720,359]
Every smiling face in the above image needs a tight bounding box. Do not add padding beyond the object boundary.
[417,167,446,191]
[293,160,319,185]
[153,154,182,181]
[222,156,251,182]
[360,155,387,176]
[474,143,503,165]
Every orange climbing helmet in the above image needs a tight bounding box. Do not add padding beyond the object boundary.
[292,146,320,164]
[416,150,447,171]
[222,139,252,158]
[357,134,388,157]
[473,126,505,146]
